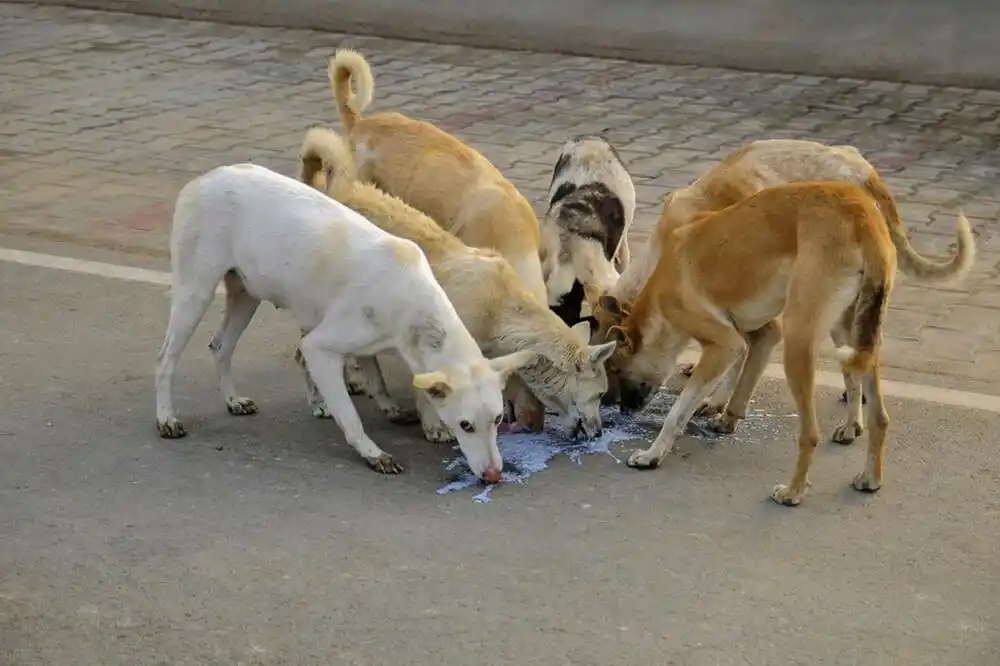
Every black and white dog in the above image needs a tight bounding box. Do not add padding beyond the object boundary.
[540,134,636,328]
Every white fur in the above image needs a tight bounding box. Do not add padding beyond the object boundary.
[154,163,529,480]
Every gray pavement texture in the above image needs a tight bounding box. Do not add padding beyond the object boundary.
[3,260,1000,666]
[2,5,1000,665]
[12,0,1000,89]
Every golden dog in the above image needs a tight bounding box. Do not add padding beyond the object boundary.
[591,180,974,506]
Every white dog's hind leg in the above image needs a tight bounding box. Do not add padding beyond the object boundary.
[210,271,261,417]
[155,278,223,438]
[344,354,367,395]
[299,324,404,474]
[415,388,455,443]
[293,344,330,419]
[353,356,421,425]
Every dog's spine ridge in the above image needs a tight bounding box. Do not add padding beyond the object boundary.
[863,173,976,283]
[328,48,374,133]
[299,127,358,193]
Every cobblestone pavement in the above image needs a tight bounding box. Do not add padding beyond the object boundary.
[3,4,1000,390]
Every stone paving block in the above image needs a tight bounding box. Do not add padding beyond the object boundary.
[2,3,1000,390]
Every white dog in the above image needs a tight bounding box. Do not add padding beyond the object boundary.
[542,134,636,327]
[154,163,535,482]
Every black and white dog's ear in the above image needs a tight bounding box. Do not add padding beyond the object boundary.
[596,196,625,233]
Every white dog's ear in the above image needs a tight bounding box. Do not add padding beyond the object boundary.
[583,341,617,366]
[570,320,592,344]
[412,371,453,399]
[488,350,537,382]
[582,282,604,309]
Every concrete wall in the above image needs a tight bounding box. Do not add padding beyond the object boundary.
[14,0,1000,89]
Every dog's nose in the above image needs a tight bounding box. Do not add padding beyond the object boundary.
[482,467,502,484]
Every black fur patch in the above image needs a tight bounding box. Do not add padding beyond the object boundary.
[550,152,572,187]
[550,279,586,327]
[857,284,887,351]
[555,182,626,261]
[549,181,577,209]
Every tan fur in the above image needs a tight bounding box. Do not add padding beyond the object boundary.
[299,127,617,438]
[327,49,549,305]
[597,181,916,506]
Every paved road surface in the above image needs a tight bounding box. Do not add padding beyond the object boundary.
[2,5,1000,665]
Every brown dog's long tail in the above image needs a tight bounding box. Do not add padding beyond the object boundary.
[328,49,374,133]
[834,200,896,376]
[862,172,976,283]
[298,126,358,194]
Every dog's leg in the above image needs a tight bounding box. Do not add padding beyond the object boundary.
[830,308,864,443]
[210,271,261,417]
[415,387,455,443]
[507,374,545,433]
[852,361,890,493]
[299,327,403,475]
[344,354,367,396]
[614,237,631,274]
[706,320,782,434]
[155,280,223,438]
[693,352,745,418]
[293,343,331,418]
[353,355,420,425]
[628,333,745,469]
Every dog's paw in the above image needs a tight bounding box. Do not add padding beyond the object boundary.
[831,421,863,444]
[852,470,882,493]
[157,418,186,439]
[771,483,805,507]
[677,362,695,377]
[366,452,404,475]
[422,422,456,443]
[310,402,332,419]
[694,401,726,418]
[346,382,366,396]
[708,411,740,434]
[384,405,421,425]
[627,448,663,470]
[226,397,259,416]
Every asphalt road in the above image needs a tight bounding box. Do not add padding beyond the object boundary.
[2,253,999,666]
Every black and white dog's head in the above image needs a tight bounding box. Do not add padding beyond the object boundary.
[543,134,636,328]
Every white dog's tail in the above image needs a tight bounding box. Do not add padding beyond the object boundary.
[328,48,374,133]
[299,126,358,193]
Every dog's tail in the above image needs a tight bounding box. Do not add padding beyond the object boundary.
[861,172,975,283]
[328,48,374,133]
[298,126,358,194]
[833,201,896,376]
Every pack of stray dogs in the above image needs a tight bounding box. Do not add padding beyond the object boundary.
[154,48,976,506]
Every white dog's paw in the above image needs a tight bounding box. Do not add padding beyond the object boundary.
[832,421,864,444]
[694,401,726,418]
[383,404,421,425]
[708,411,741,434]
[345,381,366,396]
[310,402,332,419]
[422,422,456,443]
[157,417,186,439]
[226,397,259,416]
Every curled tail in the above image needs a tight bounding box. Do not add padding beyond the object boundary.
[834,204,896,376]
[298,126,358,194]
[328,48,374,133]
[862,172,976,283]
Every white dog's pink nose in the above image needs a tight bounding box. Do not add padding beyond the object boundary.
[482,467,502,484]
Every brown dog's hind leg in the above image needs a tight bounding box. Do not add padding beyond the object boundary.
[830,306,865,443]
[852,360,890,492]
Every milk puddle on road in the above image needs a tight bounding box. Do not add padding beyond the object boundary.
[437,389,775,503]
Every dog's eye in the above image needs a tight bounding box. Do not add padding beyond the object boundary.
[460,420,475,433]
[494,414,503,426]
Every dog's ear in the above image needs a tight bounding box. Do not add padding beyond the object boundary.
[487,350,538,383]
[596,196,625,234]
[608,325,636,354]
[582,282,604,309]
[598,294,624,317]
[412,371,453,399]
[570,320,592,345]
[583,340,617,366]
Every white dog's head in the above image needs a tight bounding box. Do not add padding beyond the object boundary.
[412,350,537,482]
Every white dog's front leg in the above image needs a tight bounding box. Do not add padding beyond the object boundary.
[294,345,331,419]
[344,354,367,396]
[415,388,455,443]
[299,338,403,475]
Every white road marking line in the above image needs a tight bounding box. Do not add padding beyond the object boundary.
[4,246,1000,414]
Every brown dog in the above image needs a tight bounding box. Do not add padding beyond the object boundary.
[592,180,974,506]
